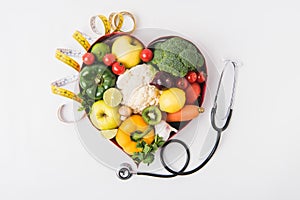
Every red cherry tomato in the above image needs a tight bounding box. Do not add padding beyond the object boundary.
[112,62,125,75]
[140,49,153,62]
[102,53,116,66]
[82,53,95,65]
[185,83,201,104]
[185,71,197,83]
[176,77,189,89]
[197,71,206,83]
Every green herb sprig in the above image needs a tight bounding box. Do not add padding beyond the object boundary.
[77,91,94,114]
[132,134,165,165]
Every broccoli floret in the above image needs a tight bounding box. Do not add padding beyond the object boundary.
[152,48,163,64]
[160,37,190,54]
[179,48,204,70]
[157,52,187,77]
[151,37,204,77]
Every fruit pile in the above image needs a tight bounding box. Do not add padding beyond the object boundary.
[78,33,207,165]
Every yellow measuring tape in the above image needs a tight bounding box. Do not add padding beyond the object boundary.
[73,31,91,51]
[90,14,112,35]
[55,49,81,72]
[109,12,124,32]
[111,11,136,34]
[51,75,82,103]
[51,11,136,103]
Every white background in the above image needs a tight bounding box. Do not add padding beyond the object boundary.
[1,0,300,199]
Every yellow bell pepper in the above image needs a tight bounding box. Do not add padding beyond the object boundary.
[116,115,155,155]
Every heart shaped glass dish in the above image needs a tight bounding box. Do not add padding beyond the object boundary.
[71,28,226,172]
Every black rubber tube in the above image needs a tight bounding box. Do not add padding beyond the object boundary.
[137,131,221,178]
[136,108,232,178]
[211,108,233,133]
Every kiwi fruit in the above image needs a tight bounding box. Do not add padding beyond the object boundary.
[142,106,162,125]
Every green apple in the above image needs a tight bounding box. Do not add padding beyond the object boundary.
[91,43,110,62]
[112,35,143,68]
[90,100,121,130]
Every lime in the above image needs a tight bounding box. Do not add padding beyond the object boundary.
[100,129,118,139]
[103,88,123,107]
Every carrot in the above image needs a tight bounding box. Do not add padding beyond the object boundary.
[166,105,205,122]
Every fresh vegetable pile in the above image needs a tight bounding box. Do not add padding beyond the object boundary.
[78,33,207,165]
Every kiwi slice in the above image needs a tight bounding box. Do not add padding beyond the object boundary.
[142,106,162,125]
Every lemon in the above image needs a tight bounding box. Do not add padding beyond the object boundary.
[159,88,186,113]
[103,88,123,107]
[100,129,118,139]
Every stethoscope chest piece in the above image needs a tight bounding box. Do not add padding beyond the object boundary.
[117,163,134,180]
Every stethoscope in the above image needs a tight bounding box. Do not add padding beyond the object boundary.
[117,60,239,180]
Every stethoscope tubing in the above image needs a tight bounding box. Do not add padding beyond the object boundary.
[136,110,228,178]
[136,131,222,178]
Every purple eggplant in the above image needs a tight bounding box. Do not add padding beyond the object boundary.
[150,71,175,89]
